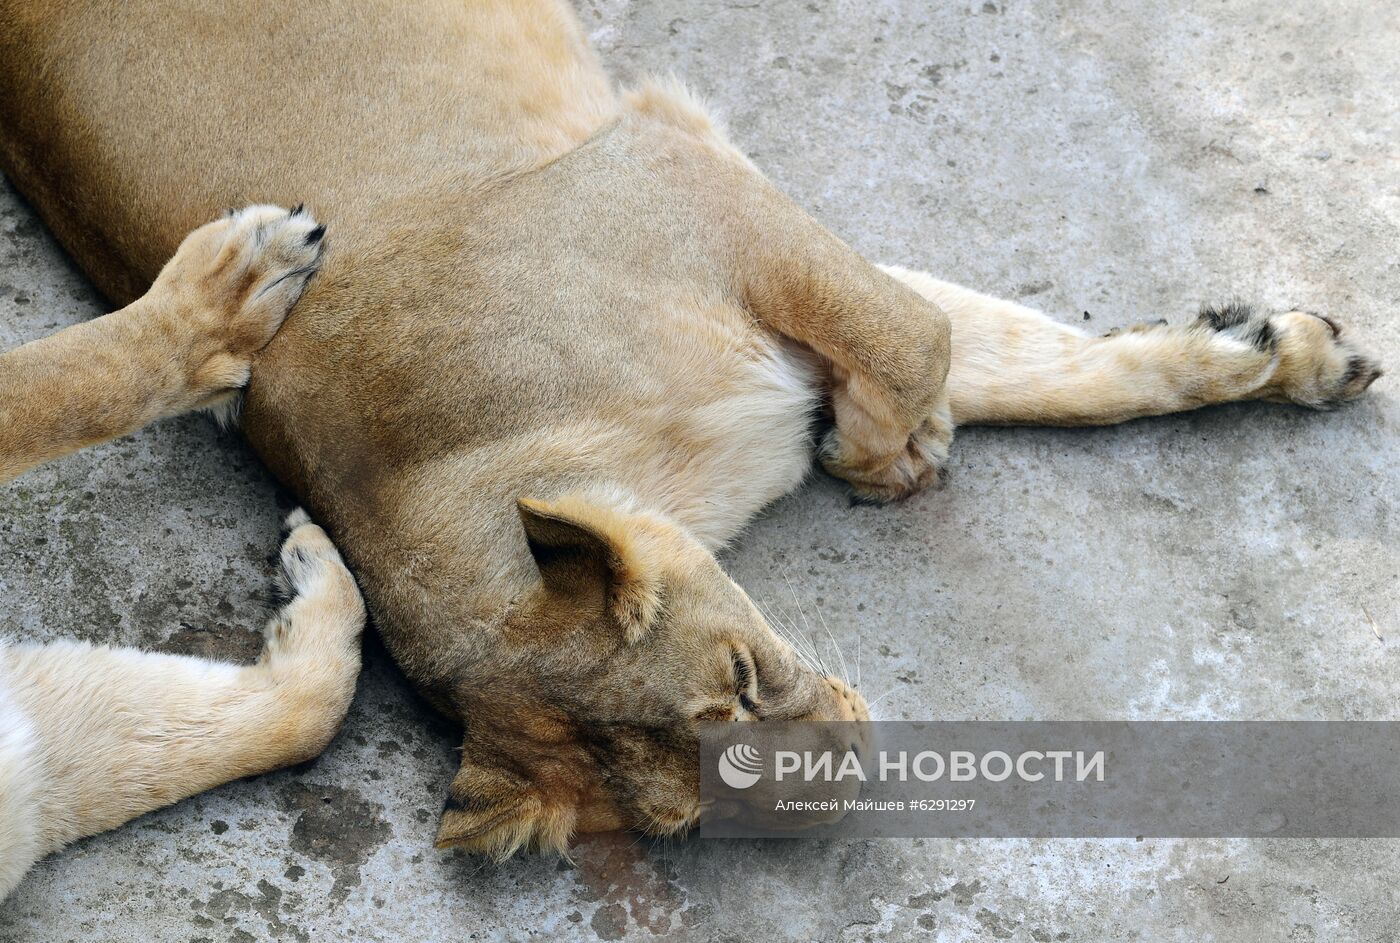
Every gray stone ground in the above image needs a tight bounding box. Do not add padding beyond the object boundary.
[2,0,1398,939]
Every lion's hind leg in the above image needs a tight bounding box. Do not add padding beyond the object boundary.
[0,512,364,898]
[882,266,1382,427]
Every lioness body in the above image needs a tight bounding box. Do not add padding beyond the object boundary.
[4,0,851,659]
[0,0,1379,854]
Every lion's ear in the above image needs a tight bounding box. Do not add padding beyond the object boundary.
[435,757,573,858]
[517,496,664,643]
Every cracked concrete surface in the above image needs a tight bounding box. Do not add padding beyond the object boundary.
[2,0,1398,939]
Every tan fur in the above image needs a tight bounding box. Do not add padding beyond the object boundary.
[881,267,1381,425]
[0,210,366,899]
[0,0,1380,861]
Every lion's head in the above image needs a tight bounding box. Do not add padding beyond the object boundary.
[433,495,868,856]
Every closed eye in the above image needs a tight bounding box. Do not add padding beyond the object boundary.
[731,648,761,715]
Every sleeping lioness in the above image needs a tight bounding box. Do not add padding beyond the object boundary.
[0,0,1380,866]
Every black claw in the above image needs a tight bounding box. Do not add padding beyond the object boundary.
[268,575,293,608]
[1316,313,1342,338]
[290,202,305,217]
[305,224,326,245]
[1197,300,1255,332]
[1244,318,1277,352]
[1341,355,1380,391]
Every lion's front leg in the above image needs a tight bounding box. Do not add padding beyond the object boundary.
[0,204,324,483]
[725,178,954,503]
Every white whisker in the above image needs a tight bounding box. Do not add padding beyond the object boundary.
[770,593,822,673]
[757,598,823,676]
[781,567,831,676]
[865,686,898,713]
[813,601,849,686]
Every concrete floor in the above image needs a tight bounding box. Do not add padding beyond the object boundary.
[2,0,1398,939]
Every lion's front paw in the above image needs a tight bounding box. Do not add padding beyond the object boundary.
[154,204,326,400]
[155,204,326,403]
[1197,303,1382,408]
[819,404,952,503]
[202,203,327,352]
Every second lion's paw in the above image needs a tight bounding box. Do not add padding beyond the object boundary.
[152,204,326,407]
[1197,303,1382,408]
[163,203,327,360]
[210,204,326,351]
